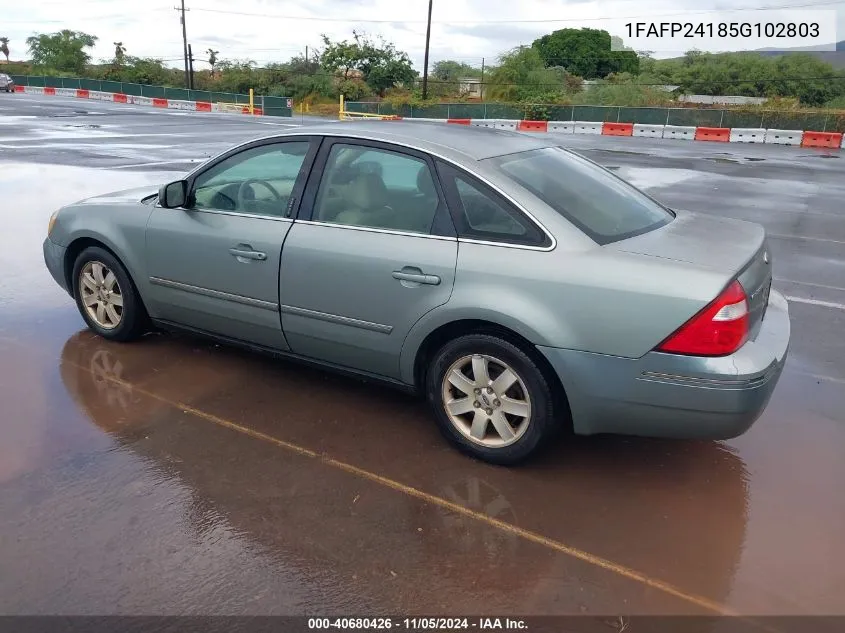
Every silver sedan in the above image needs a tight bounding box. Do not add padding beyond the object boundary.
[43,122,790,464]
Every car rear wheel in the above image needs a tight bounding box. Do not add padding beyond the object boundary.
[71,247,148,342]
[426,334,558,465]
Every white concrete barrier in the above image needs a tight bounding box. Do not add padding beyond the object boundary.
[633,124,665,138]
[663,125,696,141]
[55,88,77,97]
[168,99,196,111]
[547,121,575,134]
[574,121,602,135]
[764,129,803,146]
[23,86,45,95]
[842,134,845,150]
[730,128,766,143]
[470,119,498,128]
[130,95,153,106]
[88,91,113,102]
[494,120,518,131]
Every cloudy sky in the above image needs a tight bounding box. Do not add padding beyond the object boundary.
[2,0,842,70]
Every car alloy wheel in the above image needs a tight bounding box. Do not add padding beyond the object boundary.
[78,260,124,330]
[441,353,532,448]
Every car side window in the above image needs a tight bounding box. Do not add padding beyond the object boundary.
[437,162,549,247]
[191,141,311,217]
[312,143,439,235]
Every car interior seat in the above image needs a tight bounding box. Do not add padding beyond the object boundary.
[333,172,395,229]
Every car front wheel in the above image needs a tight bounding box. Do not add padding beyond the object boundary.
[71,246,148,342]
[426,334,559,465]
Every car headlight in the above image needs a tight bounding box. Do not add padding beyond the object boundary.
[47,210,59,236]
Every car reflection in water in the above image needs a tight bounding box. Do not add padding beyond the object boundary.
[59,330,750,616]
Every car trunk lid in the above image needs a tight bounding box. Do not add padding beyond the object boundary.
[607,210,772,337]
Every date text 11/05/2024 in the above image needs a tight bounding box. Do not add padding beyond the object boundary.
[624,22,820,38]
[307,618,528,630]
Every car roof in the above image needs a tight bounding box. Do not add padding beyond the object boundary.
[270,120,556,162]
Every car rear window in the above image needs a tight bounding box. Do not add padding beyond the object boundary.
[487,147,673,245]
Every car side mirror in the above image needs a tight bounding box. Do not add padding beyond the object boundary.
[159,180,188,208]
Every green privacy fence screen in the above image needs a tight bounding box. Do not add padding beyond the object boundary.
[343,101,845,132]
[10,75,293,117]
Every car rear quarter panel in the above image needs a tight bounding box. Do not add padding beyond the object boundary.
[399,241,730,384]
[51,203,155,303]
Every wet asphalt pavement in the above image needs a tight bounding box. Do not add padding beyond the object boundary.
[1,94,845,617]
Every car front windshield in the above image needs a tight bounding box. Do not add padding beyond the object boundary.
[487,146,673,245]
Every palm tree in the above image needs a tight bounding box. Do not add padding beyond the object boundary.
[207,49,219,77]
[113,41,126,66]
[0,37,10,63]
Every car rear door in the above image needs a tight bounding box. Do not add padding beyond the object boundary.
[144,137,319,349]
[279,137,458,380]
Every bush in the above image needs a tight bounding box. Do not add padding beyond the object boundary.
[337,78,373,101]
[823,95,845,110]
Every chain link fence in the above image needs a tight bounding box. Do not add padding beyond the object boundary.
[344,101,845,132]
[10,75,293,117]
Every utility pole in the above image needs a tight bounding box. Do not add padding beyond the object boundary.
[305,45,308,62]
[175,0,190,88]
[480,57,485,101]
[187,43,195,90]
[421,0,433,100]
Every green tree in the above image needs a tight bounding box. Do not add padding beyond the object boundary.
[207,49,219,77]
[533,28,639,79]
[113,42,126,66]
[26,30,97,74]
[770,53,845,106]
[650,50,845,105]
[0,37,9,62]
[432,60,481,82]
[486,46,581,102]
[320,31,416,96]
[120,57,174,85]
[213,59,259,94]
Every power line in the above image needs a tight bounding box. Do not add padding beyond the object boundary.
[187,1,843,24]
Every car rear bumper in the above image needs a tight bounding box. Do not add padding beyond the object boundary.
[43,237,69,294]
[538,289,791,439]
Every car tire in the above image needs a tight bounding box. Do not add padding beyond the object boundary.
[71,246,148,342]
[426,333,559,465]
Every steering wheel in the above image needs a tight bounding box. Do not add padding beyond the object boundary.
[237,179,282,210]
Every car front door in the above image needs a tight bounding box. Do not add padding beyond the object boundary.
[145,137,319,349]
[279,138,458,379]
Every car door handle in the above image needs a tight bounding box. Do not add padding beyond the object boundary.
[229,247,267,261]
[392,270,441,285]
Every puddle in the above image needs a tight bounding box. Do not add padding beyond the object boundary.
[590,149,648,157]
[48,110,91,118]
[615,167,703,190]
[704,155,768,164]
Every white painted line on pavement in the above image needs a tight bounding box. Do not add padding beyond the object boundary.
[775,277,845,292]
[247,120,303,127]
[769,233,845,245]
[112,160,204,169]
[784,295,845,310]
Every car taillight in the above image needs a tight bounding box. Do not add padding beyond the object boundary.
[656,280,749,356]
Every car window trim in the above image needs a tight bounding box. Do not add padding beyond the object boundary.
[296,136,456,238]
[161,136,322,220]
[435,160,553,249]
[176,130,557,252]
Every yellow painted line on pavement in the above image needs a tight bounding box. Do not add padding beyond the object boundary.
[68,358,749,617]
